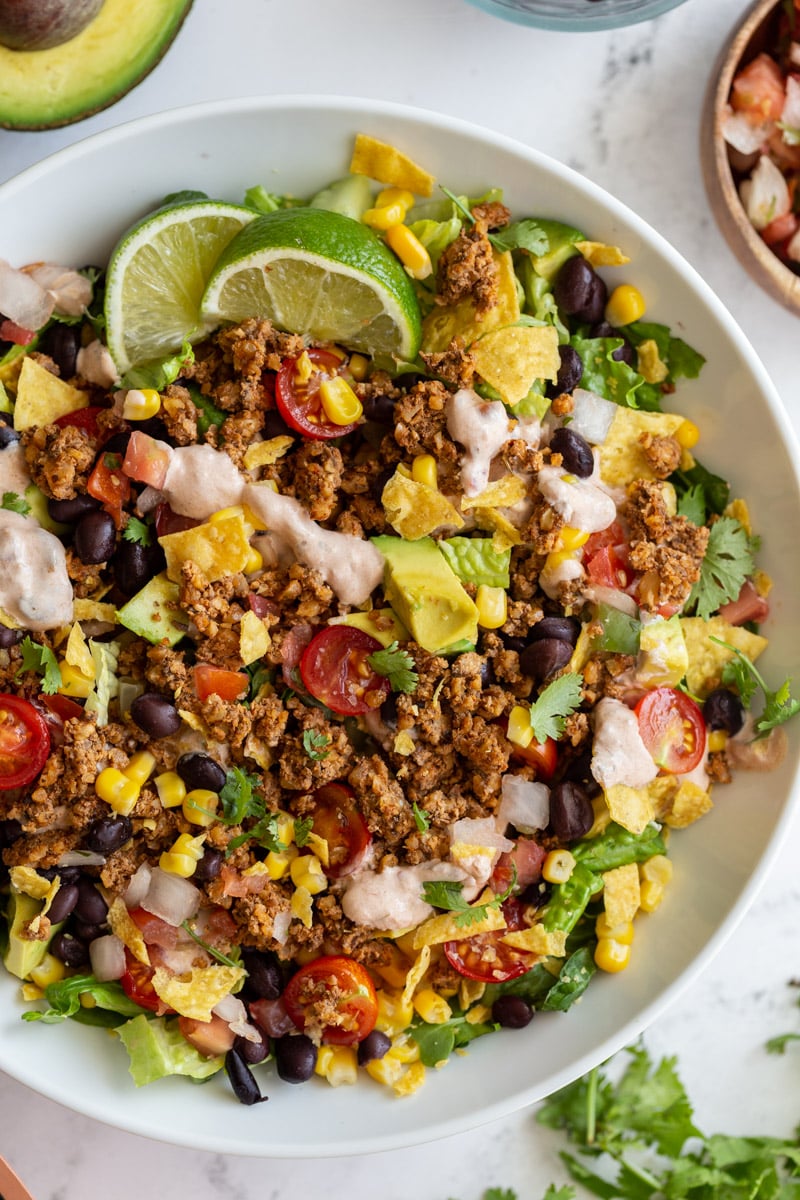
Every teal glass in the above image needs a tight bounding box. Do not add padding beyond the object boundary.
[464,0,688,31]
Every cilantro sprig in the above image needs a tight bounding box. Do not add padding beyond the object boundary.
[412,802,431,833]
[16,636,62,695]
[421,867,516,929]
[367,641,418,694]
[1,490,31,516]
[219,767,263,825]
[712,638,800,738]
[181,921,240,969]
[687,517,754,621]
[123,516,153,547]
[302,729,331,761]
[529,672,583,744]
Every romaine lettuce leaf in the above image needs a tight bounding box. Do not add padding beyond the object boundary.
[440,537,511,588]
[116,1014,224,1086]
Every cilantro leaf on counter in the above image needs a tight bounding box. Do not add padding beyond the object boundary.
[713,639,800,737]
[421,869,516,929]
[529,673,583,743]
[367,640,418,694]
[686,517,754,621]
[219,767,263,825]
[16,636,62,694]
[1,490,31,516]
[123,516,153,547]
[302,728,331,761]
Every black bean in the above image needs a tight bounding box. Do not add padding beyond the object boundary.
[554,256,607,323]
[234,1032,269,1065]
[39,323,82,379]
[501,634,528,654]
[0,626,23,649]
[99,431,131,458]
[0,425,20,448]
[176,751,227,793]
[550,426,594,478]
[380,692,398,729]
[47,883,80,925]
[36,865,80,883]
[47,493,101,524]
[74,510,116,564]
[224,1049,267,1105]
[479,658,495,687]
[371,465,395,504]
[135,416,171,442]
[71,919,105,943]
[529,616,580,645]
[357,1029,391,1065]
[361,393,395,425]
[590,320,635,365]
[85,814,132,855]
[262,409,295,440]
[74,877,108,925]
[492,995,533,1029]
[519,638,573,683]
[241,948,282,1000]
[193,847,224,882]
[0,818,22,847]
[113,539,165,596]
[703,688,745,736]
[546,344,584,398]
[130,692,181,739]
[50,930,89,967]
[549,781,594,843]
[273,1033,317,1084]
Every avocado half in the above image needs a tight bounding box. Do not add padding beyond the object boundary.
[0,0,194,130]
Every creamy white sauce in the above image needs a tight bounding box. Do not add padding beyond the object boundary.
[536,463,617,533]
[591,696,658,790]
[446,388,514,497]
[0,509,73,630]
[342,861,469,930]
[75,339,119,387]
[449,817,514,891]
[539,554,583,601]
[162,443,243,520]
[0,442,32,498]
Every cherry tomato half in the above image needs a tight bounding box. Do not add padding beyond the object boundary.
[299,626,390,716]
[0,694,50,790]
[119,949,174,1015]
[54,405,105,440]
[510,734,558,783]
[309,783,372,879]
[275,348,359,440]
[491,837,547,894]
[283,954,378,1046]
[444,898,537,984]
[634,686,706,775]
[194,663,248,702]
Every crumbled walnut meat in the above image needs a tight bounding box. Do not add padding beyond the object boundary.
[626,479,709,610]
[707,750,732,784]
[550,394,574,417]
[21,422,96,499]
[347,754,416,845]
[420,337,476,389]
[217,318,304,378]
[638,431,682,479]
[435,217,498,316]
[393,380,458,461]
[470,201,511,230]
[160,384,200,445]
[64,548,106,597]
[292,441,344,521]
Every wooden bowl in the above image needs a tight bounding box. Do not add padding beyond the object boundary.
[701,0,800,315]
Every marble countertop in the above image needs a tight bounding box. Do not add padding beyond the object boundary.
[2,0,799,1195]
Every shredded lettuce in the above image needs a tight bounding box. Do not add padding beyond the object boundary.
[439,537,511,588]
[116,1014,224,1086]
[120,340,195,391]
[84,639,120,727]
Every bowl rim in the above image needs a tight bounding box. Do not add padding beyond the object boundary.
[462,0,688,33]
[2,92,800,1156]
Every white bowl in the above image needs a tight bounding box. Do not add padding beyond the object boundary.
[1,95,799,1157]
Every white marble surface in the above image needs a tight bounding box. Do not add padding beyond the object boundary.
[2,0,800,1196]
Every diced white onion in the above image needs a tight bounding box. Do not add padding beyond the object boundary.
[498,776,551,833]
[141,866,200,926]
[123,862,152,909]
[721,109,770,156]
[583,583,639,617]
[272,910,291,945]
[448,817,514,852]
[56,849,106,868]
[567,388,618,445]
[89,934,126,982]
[213,994,261,1042]
[790,41,800,68]
[0,258,54,329]
[136,486,166,514]
[739,155,791,229]
[118,678,145,716]
[24,262,92,317]
[782,75,800,129]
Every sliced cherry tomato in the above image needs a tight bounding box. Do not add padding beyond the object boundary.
[153,501,199,538]
[299,626,390,716]
[122,429,171,489]
[126,906,179,950]
[510,735,558,782]
[87,450,131,528]
[54,405,105,439]
[444,898,537,984]
[40,694,84,723]
[119,949,174,1014]
[0,694,50,790]
[309,783,372,879]
[280,623,315,688]
[283,954,378,1046]
[634,686,706,775]
[719,579,770,626]
[0,319,35,345]
[491,837,547,893]
[194,663,248,702]
[275,348,358,440]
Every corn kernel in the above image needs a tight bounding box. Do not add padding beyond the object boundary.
[319,375,363,425]
[21,983,43,1002]
[373,948,410,991]
[411,454,438,489]
[385,223,433,280]
[182,788,218,827]
[365,1054,405,1087]
[154,771,186,809]
[159,851,197,878]
[79,991,97,1008]
[291,885,314,928]
[276,811,296,846]
[244,545,264,574]
[124,750,157,786]
[294,351,314,384]
[475,584,507,630]
[544,548,575,573]
[542,849,576,884]
[595,913,635,944]
[393,1061,426,1096]
[172,832,206,861]
[375,989,414,1037]
[507,704,534,749]
[362,202,407,230]
[708,729,727,753]
[639,879,665,913]
[376,187,415,214]
[594,937,632,973]
[208,504,245,525]
[558,526,590,552]
[290,854,327,896]
[122,388,161,421]
[676,419,700,450]
[388,1032,421,1063]
[29,953,66,988]
[465,1003,492,1026]
[57,661,94,698]
[348,352,370,382]
[412,988,452,1025]
[605,284,646,327]
[265,847,298,880]
[95,767,140,816]
[640,854,673,887]
[315,1044,358,1086]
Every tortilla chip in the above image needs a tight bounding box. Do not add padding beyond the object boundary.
[500,924,567,957]
[471,507,522,551]
[598,407,684,488]
[239,609,271,666]
[602,863,640,926]
[243,436,295,471]
[382,469,463,540]
[576,240,630,267]
[159,514,251,583]
[151,964,246,1021]
[679,616,767,699]
[65,622,95,679]
[73,598,117,623]
[9,868,59,913]
[470,324,560,405]
[107,897,150,966]
[636,338,669,384]
[420,251,520,353]
[401,946,432,1007]
[461,474,527,512]
[0,606,21,629]
[725,497,752,536]
[411,900,506,949]
[350,133,434,197]
[13,356,88,430]
[604,783,655,835]
[659,779,713,829]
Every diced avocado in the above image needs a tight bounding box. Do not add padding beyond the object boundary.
[329,608,409,648]
[310,175,374,221]
[3,891,60,980]
[372,535,479,655]
[116,572,187,647]
[0,0,194,131]
[24,483,69,535]
[530,219,585,281]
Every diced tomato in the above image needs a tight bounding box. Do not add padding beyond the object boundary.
[126,906,179,950]
[248,592,277,620]
[283,955,378,1046]
[583,521,627,557]
[153,501,198,537]
[299,626,390,715]
[178,1014,236,1057]
[731,53,786,124]
[0,694,50,790]
[309,783,372,879]
[0,319,35,345]
[635,686,706,775]
[87,450,131,528]
[585,543,636,591]
[54,405,104,439]
[761,211,800,245]
[194,663,248,702]
[491,837,547,893]
[444,898,537,983]
[280,623,315,688]
[275,348,359,440]
[718,579,770,626]
[119,950,174,1014]
[122,430,171,489]
[40,693,84,723]
[510,734,558,782]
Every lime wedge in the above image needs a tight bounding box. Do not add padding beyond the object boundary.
[104,200,255,374]
[200,208,422,362]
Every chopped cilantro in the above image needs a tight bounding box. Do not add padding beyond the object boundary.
[412,802,431,833]
[713,638,800,737]
[218,767,262,825]
[302,728,331,761]
[421,868,516,929]
[440,184,474,223]
[245,661,273,702]
[529,672,583,743]
[122,516,153,547]
[293,816,313,847]
[488,219,550,255]
[103,452,123,471]
[180,921,240,969]
[16,636,62,695]
[1,490,31,516]
[226,812,284,856]
[687,517,754,620]
[367,641,418,694]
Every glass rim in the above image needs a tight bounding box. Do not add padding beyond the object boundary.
[463,0,689,32]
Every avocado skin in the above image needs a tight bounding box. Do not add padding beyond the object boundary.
[3,890,62,980]
[0,0,194,131]
[372,535,479,655]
